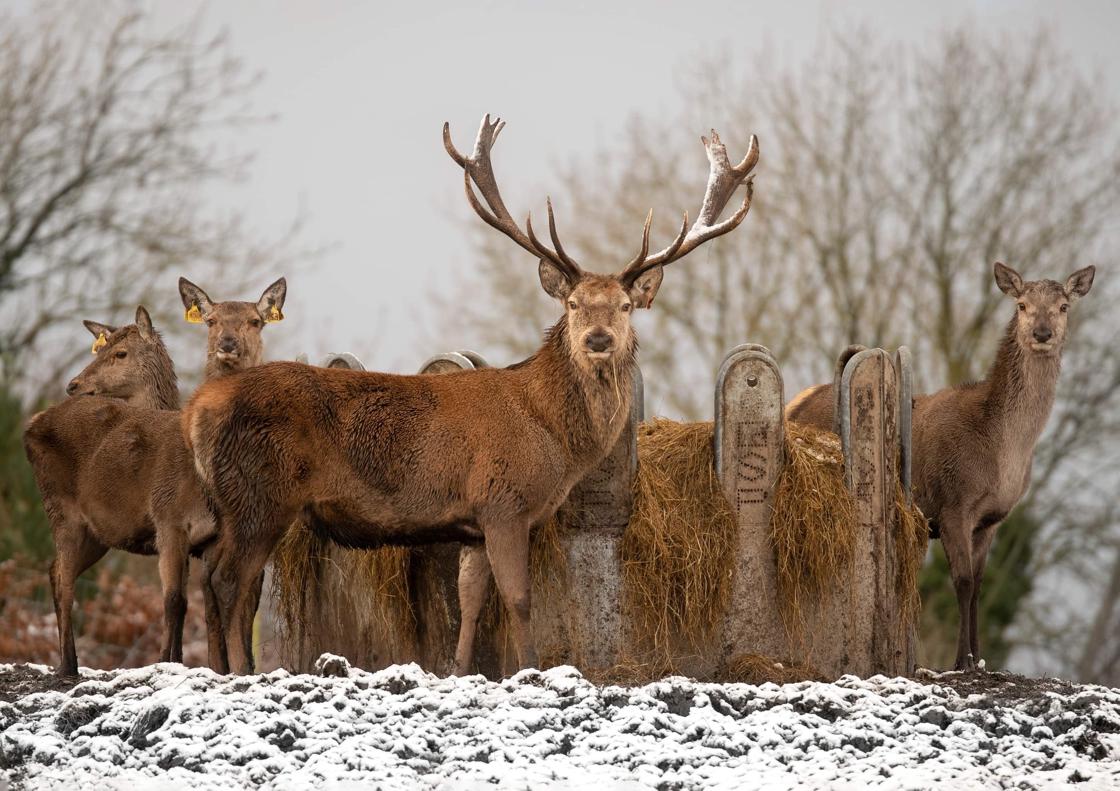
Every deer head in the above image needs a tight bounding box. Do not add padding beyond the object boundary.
[178,276,288,376]
[67,306,178,409]
[994,262,1095,356]
[445,115,758,376]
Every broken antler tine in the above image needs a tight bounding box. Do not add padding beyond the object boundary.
[706,129,731,167]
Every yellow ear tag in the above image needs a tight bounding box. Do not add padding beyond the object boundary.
[267,305,284,323]
[185,303,203,323]
[91,332,108,354]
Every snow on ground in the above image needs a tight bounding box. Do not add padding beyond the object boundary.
[2,658,1119,790]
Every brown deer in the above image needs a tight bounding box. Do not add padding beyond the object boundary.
[24,278,286,676]
[184,115,759,675]
[784,263,1096,669]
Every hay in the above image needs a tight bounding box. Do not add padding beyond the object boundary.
[621,419,738,663]
[271,522,415,671]
[769,422,857,636]
[271,521,326,669]
[724,653,825,685]
[585,654,823,686]
[893,484,929,636]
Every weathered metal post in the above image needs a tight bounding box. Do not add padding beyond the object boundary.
[840,348,909,676]
[715,345,786,667]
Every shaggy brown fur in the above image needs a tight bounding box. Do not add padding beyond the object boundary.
[23,279,286,677]
[185,117,758,676]
[783,263,1095,669]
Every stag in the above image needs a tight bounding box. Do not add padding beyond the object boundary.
[184,115,759,675]
[784,263,1095,669]
[24,279,286,676]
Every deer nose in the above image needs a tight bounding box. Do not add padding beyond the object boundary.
[66,379,80,396]
[218,337,239,353]
[1033,327,1053,343]
[585,331,613,353]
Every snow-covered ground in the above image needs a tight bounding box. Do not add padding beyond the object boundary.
[2,658,1118,790]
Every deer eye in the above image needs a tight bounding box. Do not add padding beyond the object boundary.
[1018,303,1027,312]
[250,319,262,328]
[567,300,578,310]
[114,350,127,359]
[206,318,217,327]
[621,303,632,312]
[1060,303,1069,313]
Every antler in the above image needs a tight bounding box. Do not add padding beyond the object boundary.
[444,115,582,281]
[619,130,759,285]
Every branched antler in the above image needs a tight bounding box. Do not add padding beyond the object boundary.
[444,115,582,281]
[618,130,759,285]
[445,116,758,286]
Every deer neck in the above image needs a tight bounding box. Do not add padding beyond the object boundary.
[983,316,1061,453]
[524,317,635,469]
[135,335,180,411]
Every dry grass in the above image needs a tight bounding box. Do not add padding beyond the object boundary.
[271,522,415,671]
[724,653,825,685]
[270,418,911,680]
[620,418,737,664]
[586,653,823,686]
[769,423,857,636]
[894,484,929,636]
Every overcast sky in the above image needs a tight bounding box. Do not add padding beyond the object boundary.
[34,0,1120,380]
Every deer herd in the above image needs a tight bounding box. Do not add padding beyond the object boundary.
[21,115,1097,679]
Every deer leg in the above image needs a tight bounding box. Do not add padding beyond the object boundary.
[939,510,975,671]
[199,542,230,674]
[968,522,1001,668]
[49,527,108,677]
[156,529,190,665]
[454,544,493,675]
[481,522,538,672]
[214,541,273,675]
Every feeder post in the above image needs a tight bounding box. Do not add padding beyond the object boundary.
[840,348,909,676]
[715,345,785,668]
[553,369,643,673]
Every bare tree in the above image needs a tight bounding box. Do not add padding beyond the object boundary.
[443,27,1120,680]
[0,3,303,403]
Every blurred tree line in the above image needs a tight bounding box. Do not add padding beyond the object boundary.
[444,29,1120,683]
[0,4,297,567]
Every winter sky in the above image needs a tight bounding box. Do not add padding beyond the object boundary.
[11,0,1120,382]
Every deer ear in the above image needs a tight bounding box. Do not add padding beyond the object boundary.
[628,265,664,309]
[135,306,155,340]
[82,320,117,339]
[538,260,573,301]
[256,277,287,322]
[993,262,1024,297]
[179,277,214,321]
[1065,265,1095,299]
